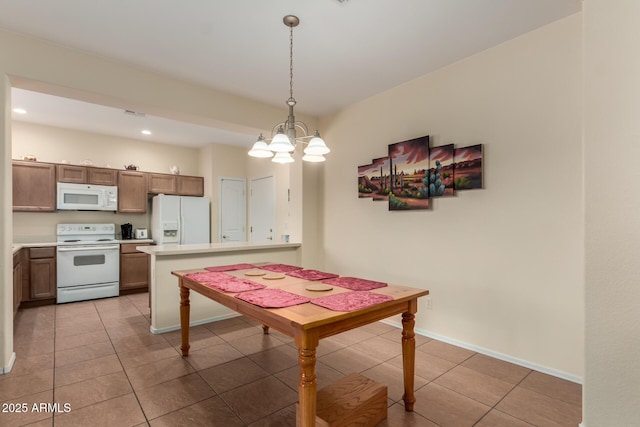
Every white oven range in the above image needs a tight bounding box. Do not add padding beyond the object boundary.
[56,223,119,303]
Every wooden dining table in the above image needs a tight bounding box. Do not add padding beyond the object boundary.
[172,264,429,427]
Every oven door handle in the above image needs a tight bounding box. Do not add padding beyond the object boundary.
[57,245,120,252]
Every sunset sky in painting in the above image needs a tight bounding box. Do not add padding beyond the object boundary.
[389,135,430,175]
[429,144,454,167]
[454,144,483,163]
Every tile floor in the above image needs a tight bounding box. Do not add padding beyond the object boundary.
[2,293,582,426]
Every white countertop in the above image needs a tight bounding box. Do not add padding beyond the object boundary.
[137,241,301,256]
[12,238,154,255]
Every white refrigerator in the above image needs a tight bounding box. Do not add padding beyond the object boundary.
[151,195,210,244]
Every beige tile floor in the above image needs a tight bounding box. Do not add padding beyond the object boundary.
[1,293,582,426]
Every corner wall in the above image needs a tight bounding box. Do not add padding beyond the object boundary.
[583,0,640,424]
[320,14,584,378]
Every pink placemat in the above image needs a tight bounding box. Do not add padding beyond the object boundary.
[310,291,393,312]
[235,289,310,308]
[205,263,256,272]
[286,269,339,281]
[184,271,265,293]
[322,277,387,291]
[260,264,304,273]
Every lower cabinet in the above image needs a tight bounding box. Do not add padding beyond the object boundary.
[120,243,150,293]
[21,246,57,307]
[13,251,23,316]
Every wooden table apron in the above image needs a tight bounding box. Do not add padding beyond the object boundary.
[172,270,429,427]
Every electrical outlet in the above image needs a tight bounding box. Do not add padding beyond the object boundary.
[425,297,432,310]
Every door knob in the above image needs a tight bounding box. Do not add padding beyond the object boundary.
[267,236,273,240]
[222,235,228,239]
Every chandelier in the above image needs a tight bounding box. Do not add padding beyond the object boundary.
[248,15,330,164]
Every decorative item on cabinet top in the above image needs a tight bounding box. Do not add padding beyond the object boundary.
[357,135,483,211]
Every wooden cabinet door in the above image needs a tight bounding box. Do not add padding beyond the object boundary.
[13,253,22,316]
[29,258,56,300]
[13,161,57,212]
[120,244,149,290]
[57,165,87,183]
[177,175,204,196]
[88,167,118,185]
[148,173,177,194]
[118,171,147,213]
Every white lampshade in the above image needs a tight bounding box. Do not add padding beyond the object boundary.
[272,151,295,164]
[303,131,330,155]
[302,153,326,162]
[268,127,295,152]
[248,135,274,158]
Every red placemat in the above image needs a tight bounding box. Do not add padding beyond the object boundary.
[286,269,339,281]
[235,289,310,308]
[310,291,393,312]
[260,264,304,273]
[322,277,387,291]
[184,271,265,293]
[205,263,256,272]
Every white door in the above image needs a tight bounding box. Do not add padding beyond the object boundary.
[250,176,275,242]
[219,178,246,242]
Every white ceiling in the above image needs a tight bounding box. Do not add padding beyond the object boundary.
[2,0,581,148]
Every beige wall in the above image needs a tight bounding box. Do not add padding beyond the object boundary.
[1,76,13,371]
[583,0,640,425]
[320,14,584,379]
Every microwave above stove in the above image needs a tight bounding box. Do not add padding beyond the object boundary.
[57,182,118,211]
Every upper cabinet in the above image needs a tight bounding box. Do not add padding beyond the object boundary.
[177,175,205,196]
[13,160,57,212]
[118,170,147,213]
[148,173,204,197]
[57,165,118,186]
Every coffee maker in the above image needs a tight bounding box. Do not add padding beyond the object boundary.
[120,223,133,240]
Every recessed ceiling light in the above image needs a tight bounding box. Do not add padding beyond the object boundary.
[141,130,152,135]
[12,108,27,114]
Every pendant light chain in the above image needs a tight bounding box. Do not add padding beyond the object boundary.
[288,23,295,105]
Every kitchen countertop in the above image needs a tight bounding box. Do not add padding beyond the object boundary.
[12,238,154,255]
[137,241,301,256]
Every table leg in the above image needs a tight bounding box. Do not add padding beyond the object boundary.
[401,311,417,411]
[179,284,191,357]
[296,332,319,427]
[262,324,270,334]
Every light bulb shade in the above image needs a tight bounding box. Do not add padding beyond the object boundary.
[248,136,274,158]
[302,153,326,162]
[268,128,295,152]
[272,151,295,164]
[303,132,330,155]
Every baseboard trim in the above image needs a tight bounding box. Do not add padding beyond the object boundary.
[150,312,241,334]
[1,352,16,375]
[381,320,583,384]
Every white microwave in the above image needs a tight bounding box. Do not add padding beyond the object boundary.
[57,182,118,211]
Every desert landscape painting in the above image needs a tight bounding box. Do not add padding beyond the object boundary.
[454,144,483,190]
[388,135,431,210]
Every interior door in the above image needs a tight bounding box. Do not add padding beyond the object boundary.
[250,176,275,242]
[218,178,246,242]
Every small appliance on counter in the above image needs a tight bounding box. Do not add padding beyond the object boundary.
[135,228,148,239]
[121,223,133,240]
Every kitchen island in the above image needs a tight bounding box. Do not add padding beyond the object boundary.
[137,241,302,333]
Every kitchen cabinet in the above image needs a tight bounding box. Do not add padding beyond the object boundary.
[13,250,23,316]
[177,175,204,196]
[148,173,204,196]
[118,170,147,213]
[57,165,118,185]
[12,160,57,212]
[147,173,177,194]
[120,243,149,293]
[24,247,57,302]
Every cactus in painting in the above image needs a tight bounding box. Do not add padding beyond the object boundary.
[428,160,446,197]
